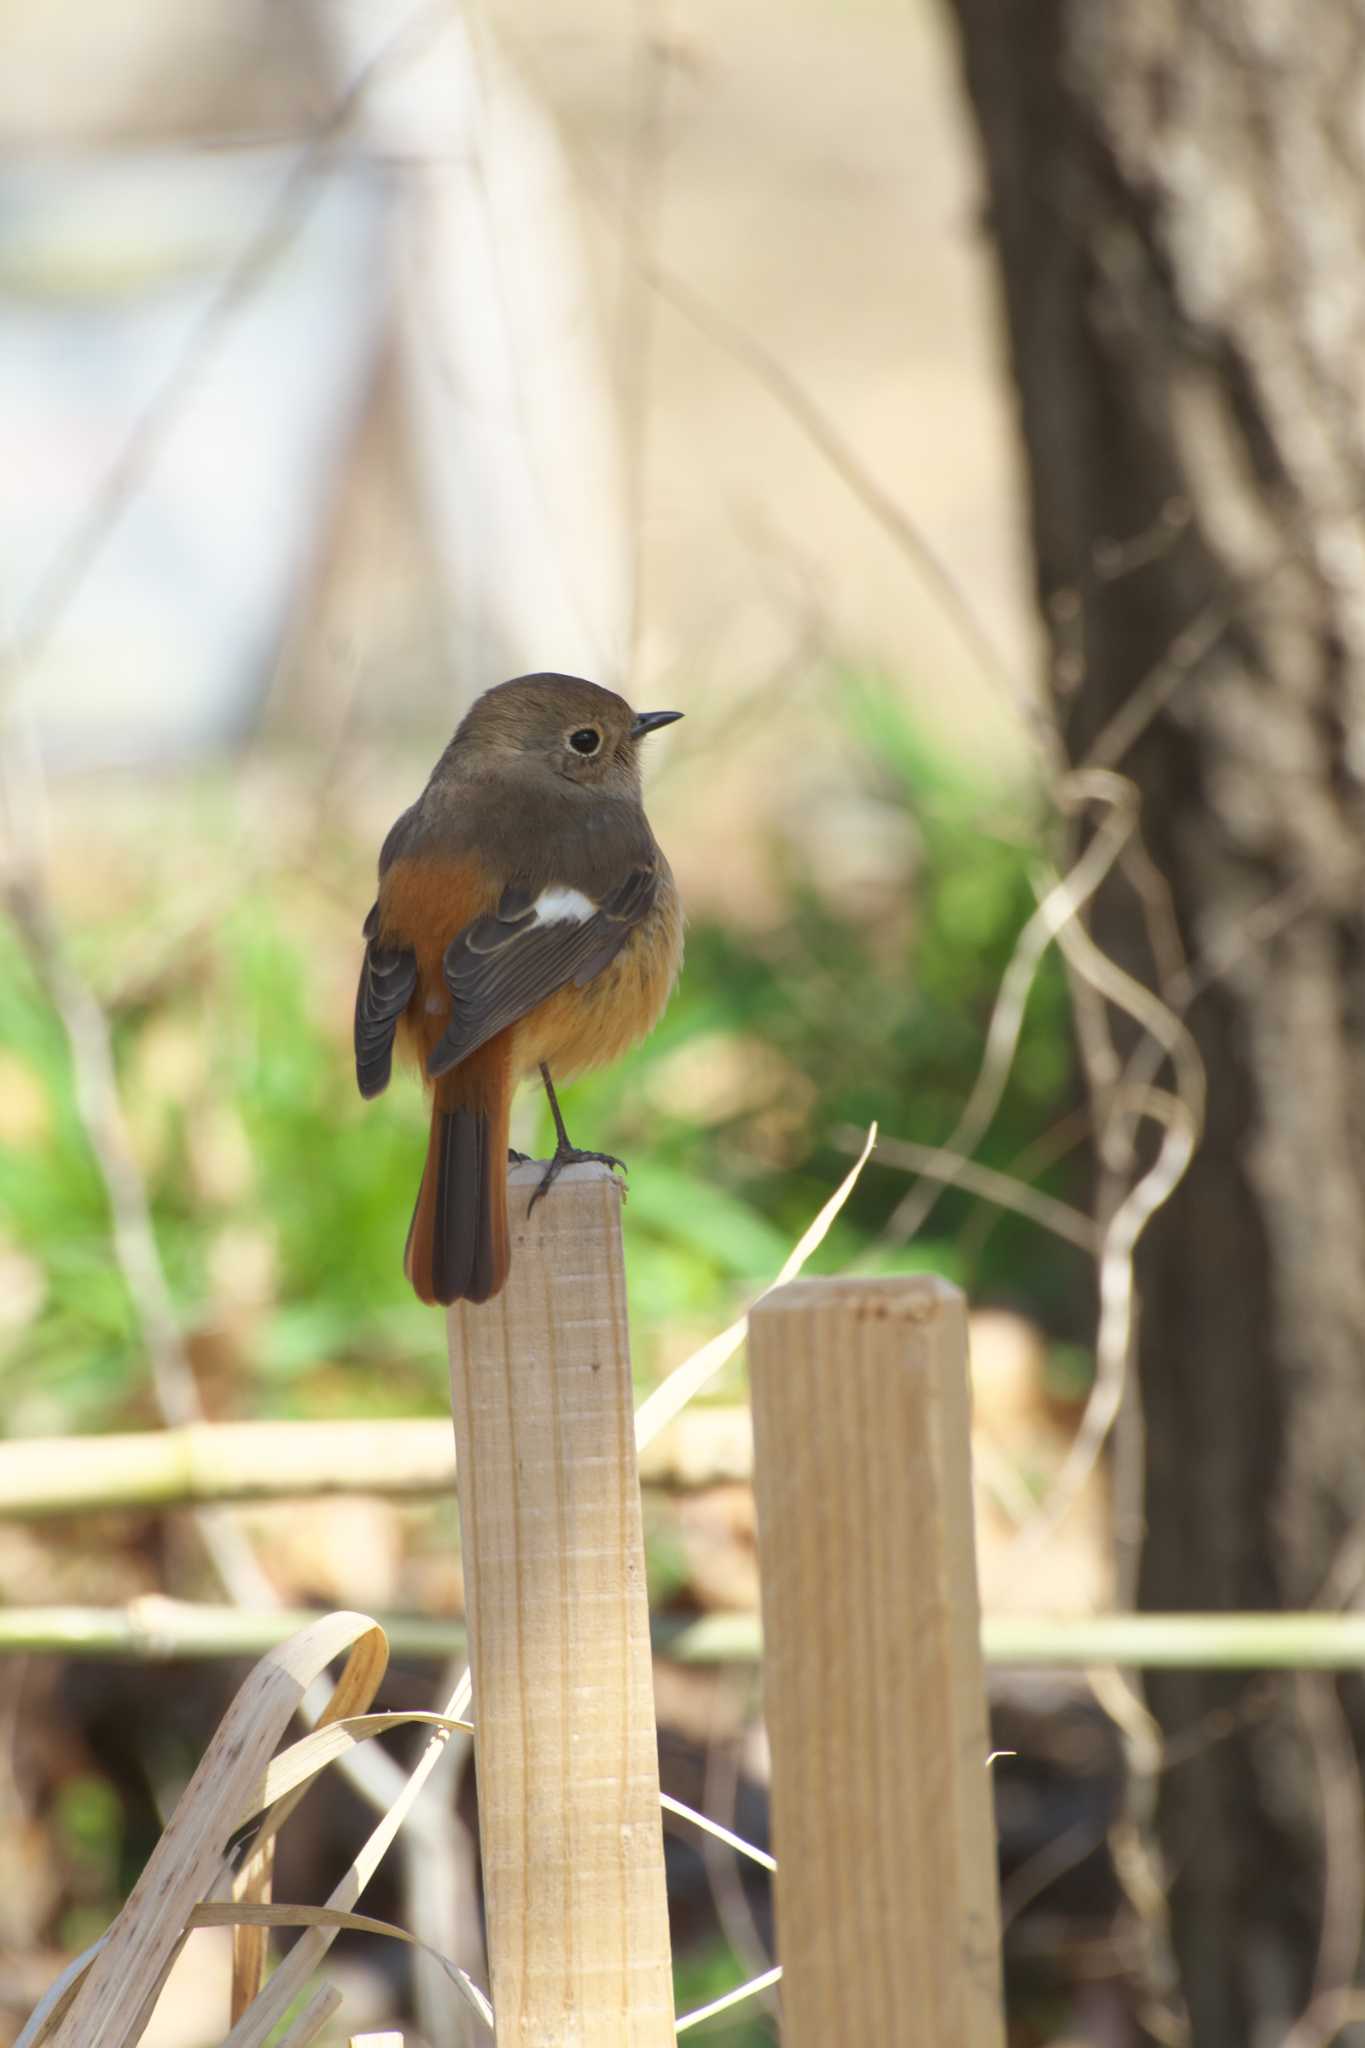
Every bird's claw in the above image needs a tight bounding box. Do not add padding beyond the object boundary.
[527,1144,627,1214]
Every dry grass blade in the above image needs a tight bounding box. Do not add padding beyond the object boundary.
[188,1906,492,2027]
[674,1964,783,2034]
[274,1983,343,2048]
[31,1612,388,2048]
[216,1702,470,2045]
[659,1791,776,1874]
[21,1617,494,2044]
[221,1698,477,2023]
[239,1711,474,1828]
[231,1833,275,2024]
[13,1944,107,2048]
[634,1121,878,1449]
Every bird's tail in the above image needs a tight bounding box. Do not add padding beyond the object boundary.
[405,1044,511,1306]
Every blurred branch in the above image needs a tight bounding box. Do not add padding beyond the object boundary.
[639,253,1056,755]
[615,0,672,676]
[956,1105,1093,1264]
[998,1816,1106,1933]
[0,0,448,702]
[1022,898,1202,1553]
[500,17,1050,760]
[695,1677,779,2031]
[1282,1673,1365,2048]
[1086,1664,1189,2045]
[864,770,1203,1578]
[855,1128,1098,1252]
[883,769,1144,1248]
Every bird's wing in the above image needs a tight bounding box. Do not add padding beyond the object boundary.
[427,866,658,1078]
[354,901,418,1099]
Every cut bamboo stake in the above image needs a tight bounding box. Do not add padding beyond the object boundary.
[749,1275,1005,2048]
[447,1161,673,2046]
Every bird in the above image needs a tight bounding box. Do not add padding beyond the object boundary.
[354,673,684,1307]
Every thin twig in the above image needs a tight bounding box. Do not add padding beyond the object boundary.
[1086,1664,1189,2046]
[615,0,672,679]
[1282,1674,1365,2048]
[694,1676,777,2025]
[884,768,1142,1247]
[998,1816,1106,1932]
[675,1964,784,2034]
[862,1129,1098,1252]
[494,17,1055,764]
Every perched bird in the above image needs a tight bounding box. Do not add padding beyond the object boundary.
[355,673,683,1306]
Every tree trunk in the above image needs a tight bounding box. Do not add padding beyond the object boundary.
[945,3,1365,2041]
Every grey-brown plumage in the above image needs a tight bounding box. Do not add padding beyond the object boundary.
[355,673,684,1305]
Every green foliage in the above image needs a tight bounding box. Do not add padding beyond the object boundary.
[52,1771,124,1950]
[0,674,1084,1431]
[672,1941,772,2044]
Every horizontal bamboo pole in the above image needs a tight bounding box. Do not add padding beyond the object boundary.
[0,1410,752,1518]
[7,1601,1365,1669]
[0,1599,465,1661]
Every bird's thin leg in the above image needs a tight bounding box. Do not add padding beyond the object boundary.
[528,1063,626,1212]
[542,1062,573,1152]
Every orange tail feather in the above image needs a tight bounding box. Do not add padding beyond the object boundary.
[405,1045,511,1306]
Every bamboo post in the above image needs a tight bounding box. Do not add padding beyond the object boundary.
[446,1161,673,2045]
[748,1275,1005,2047]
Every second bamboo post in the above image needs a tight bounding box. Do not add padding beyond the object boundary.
[749,1274,1005,2046]
[447,1160,674,2045]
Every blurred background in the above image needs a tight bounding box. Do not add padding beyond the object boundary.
[4,0,1363,2043]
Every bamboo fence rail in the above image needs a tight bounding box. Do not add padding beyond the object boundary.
[0,1409,754,1518]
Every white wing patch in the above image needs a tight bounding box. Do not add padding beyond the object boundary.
[533,885,596,925]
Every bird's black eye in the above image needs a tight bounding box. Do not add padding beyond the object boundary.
[569,727,601,756]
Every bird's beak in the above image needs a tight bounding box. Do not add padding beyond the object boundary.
[629,709,684,740]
